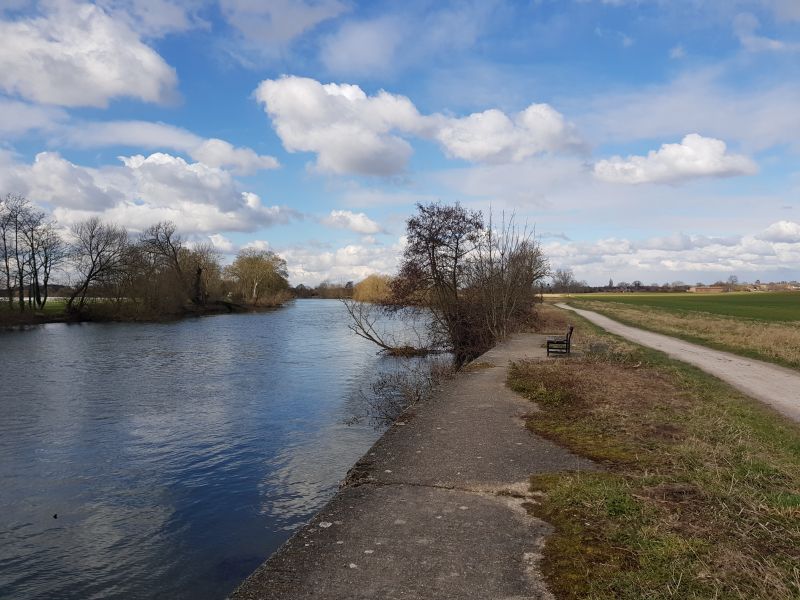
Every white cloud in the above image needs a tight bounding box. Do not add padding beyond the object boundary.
[242,239,271,252]
[321,210,382,234]
[0,98,67,136]
[281,237,406,286]
[0,1,177,107]
[254,76,422,176]
[435,104,584,163]
[545,226,800,285]
[208,233,235,253]
[98,0,208,37]
[190,139,280,175]
[734,12,800,52]
[320,2,497,77]
[220,0,347,49]
[757,220,800,243]
[0,151,123,210]
[64,120,203,152]
[0,151,296,234]
[320,17,405,76]
[578,70,800,153]
[60,121,280,175]
[255,75,583,176]
[594,134,757,184]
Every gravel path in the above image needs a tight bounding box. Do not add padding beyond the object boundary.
[558,303,800,422]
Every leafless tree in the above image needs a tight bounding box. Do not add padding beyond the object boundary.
[67,217,129,312]
[468,212,549,340]
[0,194,21,308]
[342,299,434,356]
[347,202,549,367]
[139,221,193,301]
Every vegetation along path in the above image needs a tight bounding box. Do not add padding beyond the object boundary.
[558,303,800,422]
[231,334,593,600]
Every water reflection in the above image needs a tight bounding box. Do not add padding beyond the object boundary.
[0,300,392,599]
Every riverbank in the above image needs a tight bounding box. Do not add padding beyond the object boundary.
[0,299,284,328]
[231,303,800,599]
[230,333,594,599]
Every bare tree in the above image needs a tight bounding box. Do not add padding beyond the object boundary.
[389,202,485,365]
[67,217,128,313]
[342,299,433,356]
[139,221,191,298]
[468,212,549,340]
[0,194,20,308]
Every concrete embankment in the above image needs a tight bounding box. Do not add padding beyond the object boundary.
[230,334,593,600]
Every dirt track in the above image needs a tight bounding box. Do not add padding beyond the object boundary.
[557,303,800,423]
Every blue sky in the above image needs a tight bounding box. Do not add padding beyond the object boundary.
[1,0,799,285]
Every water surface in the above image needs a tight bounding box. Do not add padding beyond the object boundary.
[0,300,389,599]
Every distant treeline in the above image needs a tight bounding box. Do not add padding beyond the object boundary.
[292,274,392,302]
[1,193,290,320]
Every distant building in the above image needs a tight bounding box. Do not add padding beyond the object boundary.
[688,286,726,293]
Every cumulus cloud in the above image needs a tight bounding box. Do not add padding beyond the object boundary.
[208,233,236,253]
[545,226,800,284]
[0,1,177,107]
[321,210,382,234]
[254,75,583,176]
[60,121,280,175]
[0,151,296,234]
[594,134,757,184]
[435,104,584,163]
[757,220,800,243]
[190,139,280,175]
[281,237,406,286]
[254,76,422,176]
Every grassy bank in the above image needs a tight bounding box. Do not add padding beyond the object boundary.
[0,298,282,327]
[572,292,800,322]
[565,297,800,371]
[509,307,800,599]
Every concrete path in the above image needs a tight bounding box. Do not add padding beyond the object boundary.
[558,303,800,422]
[230,334,593,600]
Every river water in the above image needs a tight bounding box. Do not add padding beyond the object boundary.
[0,300,398,599]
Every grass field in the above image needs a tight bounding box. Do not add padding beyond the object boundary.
[509,307,800,599]
[563,292,800,370]
[574,291,800,322]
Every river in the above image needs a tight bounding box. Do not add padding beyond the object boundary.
[0,299,401,599]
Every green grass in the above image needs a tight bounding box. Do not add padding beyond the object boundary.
[508,310,800,599]
[578,291,800,322]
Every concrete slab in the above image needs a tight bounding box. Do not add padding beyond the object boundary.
[230,333,594,600]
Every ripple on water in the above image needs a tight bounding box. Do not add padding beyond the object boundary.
[0,300,402,600]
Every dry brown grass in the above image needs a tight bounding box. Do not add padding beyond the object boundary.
[573,299,800,370]
[508,316,800,599]
[529,302,573,334]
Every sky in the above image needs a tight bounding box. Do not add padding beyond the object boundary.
[1,0,799,286]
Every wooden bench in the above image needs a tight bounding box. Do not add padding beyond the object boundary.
[547,326,573,356]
